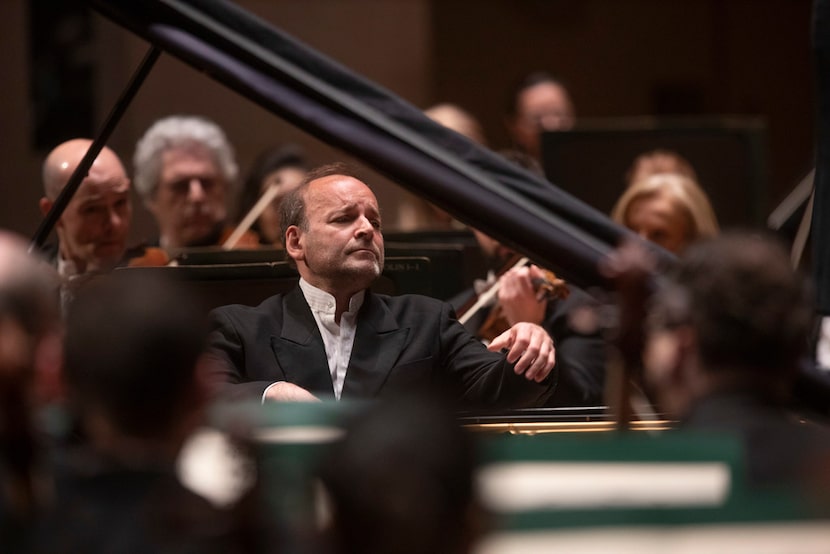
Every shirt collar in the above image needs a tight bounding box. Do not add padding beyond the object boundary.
[57,255,79,279]
[299,277,366,316]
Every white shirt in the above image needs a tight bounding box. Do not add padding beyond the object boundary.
[297,278,364,399]
[262,280,365,402]
[57,255,78,279]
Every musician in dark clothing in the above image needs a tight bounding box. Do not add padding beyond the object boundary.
[642,231,830,488]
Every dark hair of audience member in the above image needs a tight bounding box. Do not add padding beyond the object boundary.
[318,394,483,554]
[63,272,208,440]
[654,231,813,379]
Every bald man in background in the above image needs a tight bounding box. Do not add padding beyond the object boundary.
[40,139,132,277]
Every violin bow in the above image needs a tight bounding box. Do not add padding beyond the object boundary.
[222,182,283,250]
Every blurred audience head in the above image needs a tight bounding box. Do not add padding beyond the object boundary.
[506,71,575,160]
[237,145,308,245]
[611,173,718,254]
[0,231,62,403]
[319,394,483,554]
[41,139,132,275]
[134,115,238,249]
[0,232,61,522]
[64,272,211,459]
[644,232,813,417]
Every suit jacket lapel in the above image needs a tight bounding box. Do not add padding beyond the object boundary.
[342,292,409,398]
[270,287,335,395]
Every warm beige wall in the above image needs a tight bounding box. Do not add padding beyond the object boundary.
[2,0,433,242]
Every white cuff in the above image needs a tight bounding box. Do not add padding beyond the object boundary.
[261,381,283,404]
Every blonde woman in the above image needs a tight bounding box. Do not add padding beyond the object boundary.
[611,173,719,254]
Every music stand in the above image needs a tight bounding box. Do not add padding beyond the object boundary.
[541,117,768,227]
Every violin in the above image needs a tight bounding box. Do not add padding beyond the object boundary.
[218,226,261,249]
[458,255,570,342]
[125,245,170,267]
[123,223,262,268]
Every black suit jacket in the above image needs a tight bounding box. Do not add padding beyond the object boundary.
[208,287,552,408]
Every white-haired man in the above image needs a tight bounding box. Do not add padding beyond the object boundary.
[133,115,248,249]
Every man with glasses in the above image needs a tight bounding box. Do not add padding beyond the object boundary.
[133,115,248,250]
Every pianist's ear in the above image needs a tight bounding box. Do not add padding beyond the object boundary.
[285,225,304,262]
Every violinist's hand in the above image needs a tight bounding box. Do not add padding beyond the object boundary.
[488,322,556,383]
[263,381,321,402]
[498,264,548,326]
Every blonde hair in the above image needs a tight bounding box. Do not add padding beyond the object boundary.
[612,173,719,241]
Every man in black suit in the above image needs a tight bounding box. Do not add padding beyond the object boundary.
[641,231,830,488]
[208,163,556,406]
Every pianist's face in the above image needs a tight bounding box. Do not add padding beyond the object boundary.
[149,146,228,248]
[287,175,384,295]
[55,163,132,273]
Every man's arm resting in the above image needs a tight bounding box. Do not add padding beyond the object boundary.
[488,322,557,382]
[262,381,320,402]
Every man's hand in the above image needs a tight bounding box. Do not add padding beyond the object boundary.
[488,322,556,382]
[263,381,321,402]
[497,264,548,326]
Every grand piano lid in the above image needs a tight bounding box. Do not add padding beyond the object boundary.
[88,0,674,290]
